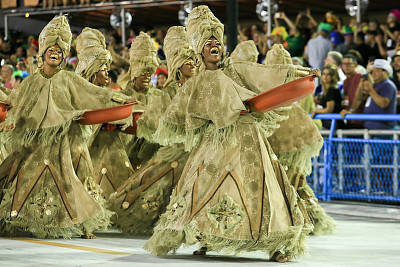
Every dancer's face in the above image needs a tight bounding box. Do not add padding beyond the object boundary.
[44,45,63,67]
[179,58,195,79]
[135,71,151,91]
[203,37,222,64]
[93,64,109,86]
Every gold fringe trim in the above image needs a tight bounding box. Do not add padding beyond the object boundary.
[298,185,336,236]
[277,138,323,177]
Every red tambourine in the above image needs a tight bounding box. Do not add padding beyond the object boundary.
[78,103,134,125]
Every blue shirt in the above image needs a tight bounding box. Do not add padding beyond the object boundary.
[364,79,397,129]
[305,35,332,71]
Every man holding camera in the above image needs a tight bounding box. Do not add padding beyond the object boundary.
[342,59,397,130]
[362,59,397,129]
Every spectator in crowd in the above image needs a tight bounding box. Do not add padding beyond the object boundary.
[312,64,344,129]
[11,75,23,89]
[252,30,268,63]
[324,51,346,83]
[366,60,397,129]
[291,56,304,66]
[361,59,396,129]
[278,12,306,57]
[64,46,77,71]
[325,11,344,49]
[15,60,30,78]
[337,27,357,56]
[155,68,168,89]
[392,51,400,90]
[27,39,39,58]
[347,49,368,74]
[380,9,400,56]
[1,64,14,90]
[107,69,121,91]
[340,54,365,128]
[354,31,370,66]
[295,8,318,41]
[365,30,384,61]
[15,46,27,60]
[304,22,333,71]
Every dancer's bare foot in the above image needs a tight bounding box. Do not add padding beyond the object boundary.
[81,232,96,239]
[193,247,207,255]
[270,252,291,263]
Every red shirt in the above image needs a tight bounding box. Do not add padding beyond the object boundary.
[343,72,363,113]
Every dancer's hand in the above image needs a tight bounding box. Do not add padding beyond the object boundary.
[125,99,137,105]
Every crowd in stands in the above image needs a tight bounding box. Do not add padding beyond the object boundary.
[1,7,400,131]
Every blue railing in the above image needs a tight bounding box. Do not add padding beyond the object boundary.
[307,113,400,203]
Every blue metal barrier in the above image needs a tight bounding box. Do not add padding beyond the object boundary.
[307,113,400,203]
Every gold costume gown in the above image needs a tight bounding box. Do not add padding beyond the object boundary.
[110,81,189,235]
[0,70,129,238]
[120,83,169,170]
[226,62,335,235]
[144,63,313,258]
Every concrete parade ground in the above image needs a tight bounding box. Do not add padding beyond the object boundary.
[1,201,400,267]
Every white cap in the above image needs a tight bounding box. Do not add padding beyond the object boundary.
[370,59,393,77]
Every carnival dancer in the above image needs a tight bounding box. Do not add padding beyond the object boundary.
[75,27,135,197]
[0,16,132,239]
[263,45,336,236]
[109,26,195,235]
[144,6,313,262]
[119,32,170,170]
[228,41,335,235]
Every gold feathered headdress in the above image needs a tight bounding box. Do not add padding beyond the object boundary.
[229,40,258,63]
[38,15,72,61]
[186,5,225,64]
[163,26,195,87]
[75,27,112,81]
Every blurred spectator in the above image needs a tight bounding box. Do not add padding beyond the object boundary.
[15,46,27,60]
[252,31,268,63]
[324,51,346,83]
[1,64,14,90]
[304,22,333,71]
[392,51,400,89]
[155,67,168,89]
[340,54,365,128]
[295,8,318,41]
[107,69,121,91]
[380,9,400,56]
[277,12,306,57]
[325,11,344,49]
[365,30,384,61]
[354,31,370,66]
[337,27,357,55]
[347,49,368,74]
[313,64,344,129]
[11,75,23,90]
[15,60,30,78]
[291,56,304,66]
[155,29,166,60]
[65,46,77,71]
[27,39,39,58]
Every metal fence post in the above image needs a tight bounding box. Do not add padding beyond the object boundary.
[364,130,371,194]
[323,119,336,201]
[394,134,398,196]
[337,129,344,192]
